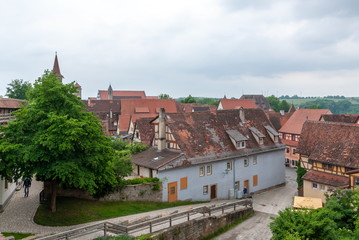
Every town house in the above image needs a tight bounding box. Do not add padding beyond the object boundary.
[131,108,286,202]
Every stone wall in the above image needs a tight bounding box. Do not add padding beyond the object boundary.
[44,182,162,202]
[152,207,254,240]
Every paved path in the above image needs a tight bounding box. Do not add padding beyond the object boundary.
[214,167,298,240]
[0,179,239,237]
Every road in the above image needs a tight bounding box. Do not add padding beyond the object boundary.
[214,167,297,240]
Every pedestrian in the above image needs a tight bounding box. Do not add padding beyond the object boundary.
[23,178,31,197]
[243,187,248,198]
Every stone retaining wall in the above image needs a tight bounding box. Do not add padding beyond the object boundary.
[152,207,254,240]
[44,182,162,202]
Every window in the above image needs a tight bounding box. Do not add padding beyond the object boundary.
[226,161,232,171]
[253,155,257,165]
[166,142,171,148]
[253,175,258,186]
[203,185,208,194]
[244,158,249,167]
[291,135,296,141]
[259,138,264,145]
[322,163,333,170]
[5,180,8,190]
[235,181,240,191]
[292,148,296,155]
[274,136,279,143]
[319,185,325,191]
[355,178,359,186]
[308,160,313,165]
[237,141,246,149]
[207,165,212,175]
[199,166,205,177]
[312,183,318,189]
[286,148,289,153]
[180,177,188,190]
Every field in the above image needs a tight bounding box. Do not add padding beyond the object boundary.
[283,97,359,107]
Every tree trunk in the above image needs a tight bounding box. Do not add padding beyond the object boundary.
[51,181,57,213]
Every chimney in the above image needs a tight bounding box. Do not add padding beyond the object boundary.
[88,98,91,106]
[280,110,285,116]
[158,108,166,151]
[108,84,113,100]
[239,107,245,123]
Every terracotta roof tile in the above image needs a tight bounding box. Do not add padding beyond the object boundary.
[98,90,146,100]
[321,114,359,124]
[134,117,155,146]
[240,95,270,111]
[0,98,24,109]
[219,99,257,110]
[279,109,332,135]
[297,121,359,168]
[302,170,349,187]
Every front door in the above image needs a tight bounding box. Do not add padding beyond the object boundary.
[244,180,249,193]
[168,182,178,202]
[210,184,217,199]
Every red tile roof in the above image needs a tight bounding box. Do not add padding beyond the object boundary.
[0,98,24,109]
[134,117,155,146]
[281,139,298,147]
[219,99,257,110]
[165,109,283,159]
[297,121,359,168]
[321,114,359,124]
[98,90,146,100]
[240,95,270,111]
[302,170,349,187]
[279,109,332,135]
[121,99,178,115]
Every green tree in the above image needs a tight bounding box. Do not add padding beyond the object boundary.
[5,79,33,99]
[296,160,306,187]
[180,95,196,103]
[267,95,289,112]
[0,71,131,212]
[158,93,172,99]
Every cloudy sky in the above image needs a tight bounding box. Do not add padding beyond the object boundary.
[1,0,359,99]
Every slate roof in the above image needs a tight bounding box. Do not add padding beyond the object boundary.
[0,98,24,109]
[302,170,349,187]
[297,121,359,168]
[134,117,155,146]
[240,95,270,111]
[279,109,332,135]
[321,114,359,124]
[132,148,184,169]
[219,99,257,110]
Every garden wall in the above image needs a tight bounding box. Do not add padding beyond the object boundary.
[43,182,162,202]
[152,207,254,240]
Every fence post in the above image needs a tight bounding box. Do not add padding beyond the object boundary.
[150,222,152,233]
[209,209,211,216]
[222,206,224,214]
[170,217,172,227]
[234,203,236,211]
[104,222,107,237]
[187,211,190,221]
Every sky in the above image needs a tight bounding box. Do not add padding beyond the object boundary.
[1,0,359,99]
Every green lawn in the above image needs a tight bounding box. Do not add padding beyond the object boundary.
[34,197,205,226]
[2,232,34,240]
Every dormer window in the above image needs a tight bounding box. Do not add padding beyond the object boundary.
[249,127,266,145]
[259,138,264,145]
[236,141,246,149]
[264,125,279,143]
[226,129,248,150]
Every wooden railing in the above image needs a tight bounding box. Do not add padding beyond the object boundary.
[36,199,252,240]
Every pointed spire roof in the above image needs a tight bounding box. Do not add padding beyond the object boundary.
[52,52,64,79]
[108,84,113,91]
[223,94,227,99]
[288,104,296,113]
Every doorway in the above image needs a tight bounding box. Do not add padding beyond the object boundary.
[210,184,217,200]
[167,182,178,202]
[244,180,249,193]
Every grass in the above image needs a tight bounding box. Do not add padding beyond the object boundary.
[201,212,255,240]
[94,234,135,240]
[34,197,205,226]
[2,232,34,239]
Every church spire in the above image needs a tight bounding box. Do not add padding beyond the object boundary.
[108,84,113,100]
[52,52,64,82]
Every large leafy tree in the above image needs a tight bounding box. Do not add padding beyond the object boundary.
[0,71,131,212]
[5,79,33,99]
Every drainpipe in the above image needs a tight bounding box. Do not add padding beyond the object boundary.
[233,159,236,198]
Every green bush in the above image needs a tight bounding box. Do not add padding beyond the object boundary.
[123,177,159,185]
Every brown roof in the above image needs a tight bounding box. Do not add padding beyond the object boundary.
[240,95,270,111]
[219,99,257,110]
[176,103,216,113]
[302,170,349,187]
[265,111,282,131]
[52,54,63,78]
[0,98,24,109]
[321,114,359,124]
[297,121,359,168]
[279,108,332,135]
[82,100,121,120]
[98,90,146,100]
[134,118,155,146]
[132,148,183,169]
[165,109,283,159]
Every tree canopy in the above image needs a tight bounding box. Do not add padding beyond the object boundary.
[180,95,197,103]
[158,93,172,99]
[270,188,359,240]
[266,95,290,112]
[0,71,132,212]
[300,99,359,114]
[5,79,33,99]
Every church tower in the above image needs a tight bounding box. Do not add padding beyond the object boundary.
[108,84,113,100]
[52,52,64,82]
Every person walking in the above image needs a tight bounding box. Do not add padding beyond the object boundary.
[23,178,31,197]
